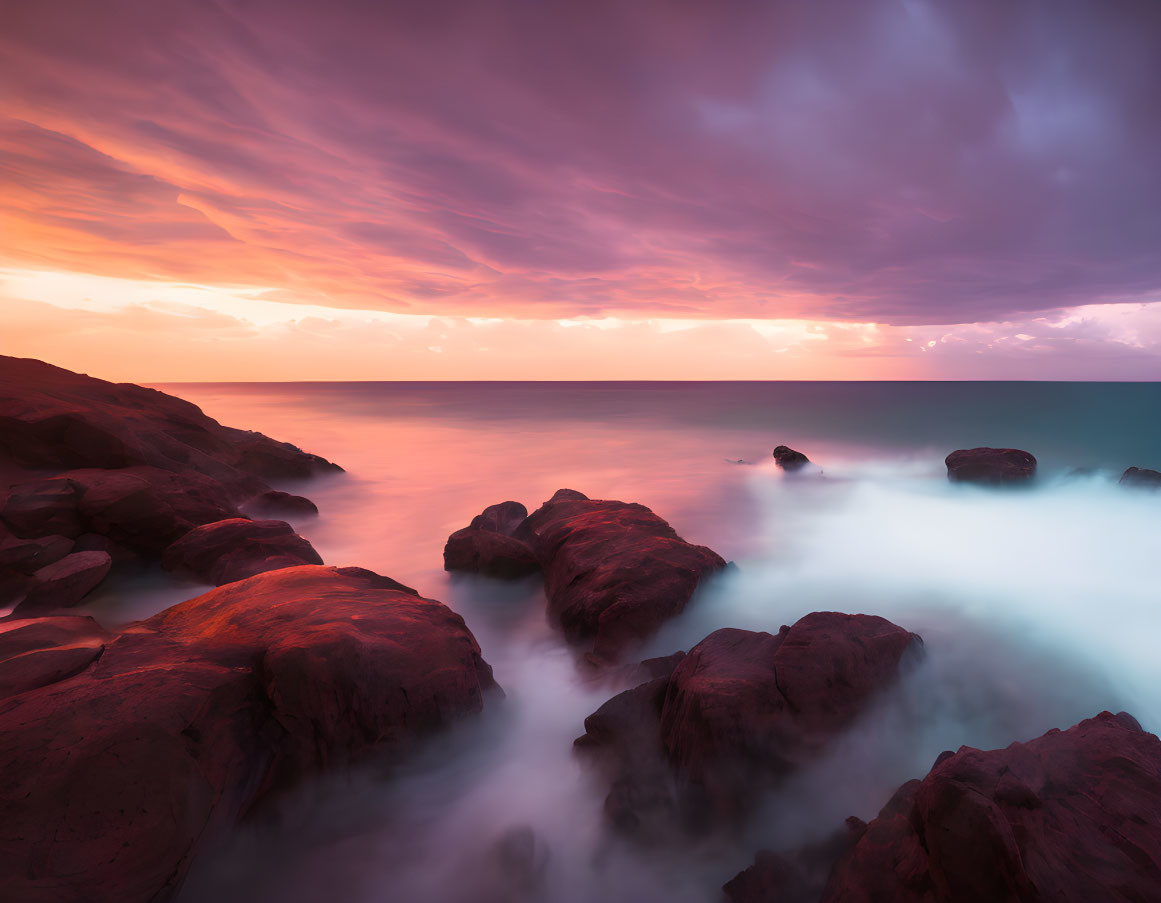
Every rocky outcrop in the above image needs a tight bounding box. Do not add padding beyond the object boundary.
[0,356,340,613]
[945,447,1037,484]
[443,501,540,579]
[817,711,1161,903]
[576,613,922,836]
[445,490,727,661]
[162,518,323,585]
[0,355,340,489]
[0,565,498,903]
[1120,466,1161,489]
[772,445,811,471]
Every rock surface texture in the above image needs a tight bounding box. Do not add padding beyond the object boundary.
[445,490,727,661]
[161,517,323,585]
[815,711,1161,903]
[576,612,922,835]
[945,447,1037,484]
[0,565,498,903]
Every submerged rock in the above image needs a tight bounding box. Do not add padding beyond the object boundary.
[576,612,922,836]
[772,445,811,471]
[162,517,323,585]
[1120,466,1161,489]
[0,565,498,903]
[945,447,1037,484]
[818,711,1161,903]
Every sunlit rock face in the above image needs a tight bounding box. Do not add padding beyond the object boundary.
[576,612,923,837]
[0,565,499,903]
[945,447,1037,484]
[816,711,1161,903]
[445,489,728,662]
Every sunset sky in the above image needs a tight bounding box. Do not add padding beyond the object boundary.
[2,0,1160,380]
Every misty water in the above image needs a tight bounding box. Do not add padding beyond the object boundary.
[84,381,1161,902]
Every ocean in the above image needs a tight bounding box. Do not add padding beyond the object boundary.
[95,380,1161,902]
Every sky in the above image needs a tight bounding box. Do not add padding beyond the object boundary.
[2,0,1160,381]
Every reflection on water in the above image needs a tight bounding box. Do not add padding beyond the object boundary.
[142,381,1161,902]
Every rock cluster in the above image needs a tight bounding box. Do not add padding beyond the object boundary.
[445,489,727,662]
[0,566,498,903]
[0,355,338,613]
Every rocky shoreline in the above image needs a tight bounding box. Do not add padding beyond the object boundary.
[3,354,1161,902]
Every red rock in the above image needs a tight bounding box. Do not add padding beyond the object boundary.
[0,355,340,491]
[240,489,320,518]
[0,528,73,573]
[773,445,811,471]
[820,711,1161,903]
[162,518,323,585]
[0,565,497,903]
[0,478,83,538]
[521,489,727,662]
[945,447,1037,484]
[1121,466,1161,489]
[724,822,865,903]
[444,528,541,578]
[444,501,540,579]
[576,613,921,834]
[471,500,529,534]
[14,551,112,615]
[0,616,110,699]
[67,466,242,553]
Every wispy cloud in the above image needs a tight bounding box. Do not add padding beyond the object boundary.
[2,0,1159,334]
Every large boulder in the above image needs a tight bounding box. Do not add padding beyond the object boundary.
[162,518,323,585]
[0,565,498,903]
[576,613,922,835]
[945,448,1037,484]
[444,501,540,579]
[523,489,727,662]
[13,550,112,615]
[819,711,1161,903]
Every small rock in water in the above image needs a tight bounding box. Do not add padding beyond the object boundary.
[772,445,811,471]
[1120,466,1161,489]
[945,447,1036,484]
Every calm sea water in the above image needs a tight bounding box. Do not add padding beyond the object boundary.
[132,381,1161,903]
